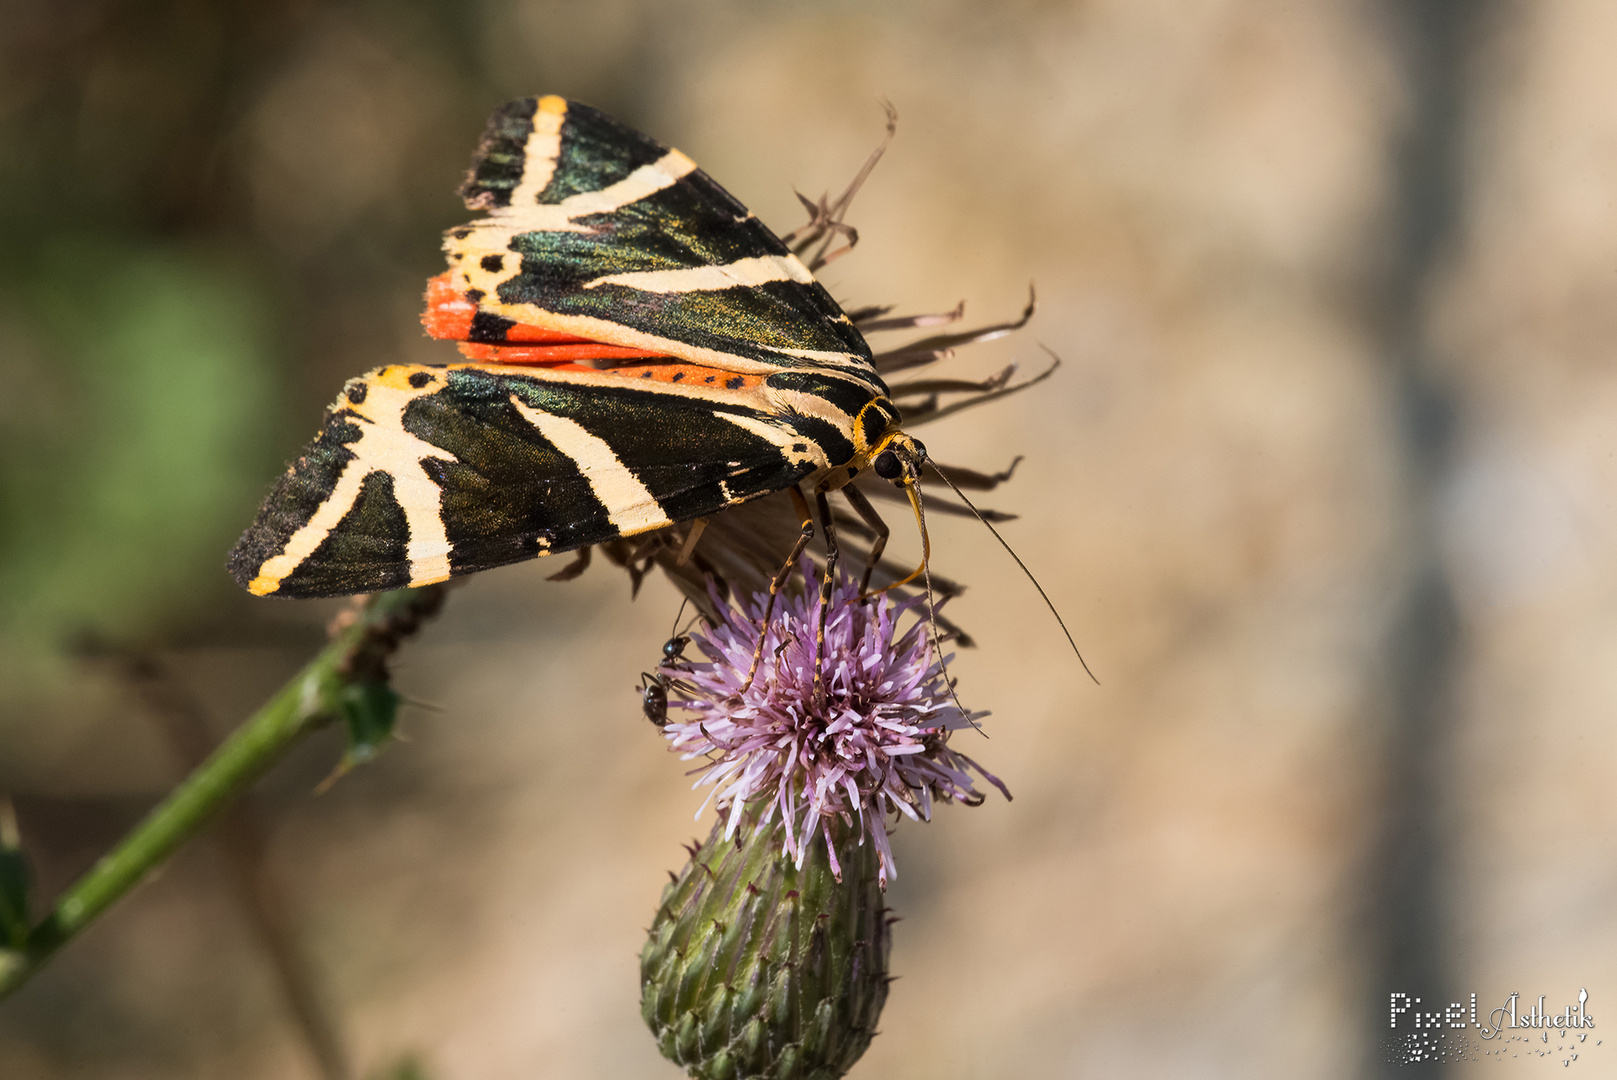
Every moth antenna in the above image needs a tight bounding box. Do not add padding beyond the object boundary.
[929,461,1099,685]
[904,476,982,732]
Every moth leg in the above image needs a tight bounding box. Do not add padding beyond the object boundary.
[675,517,708,567]
[812,488,839,705]
[621,533,666,598]
[839,484,889,598]
[545,545,592,582]
[773,630,798,660]
[739,486,815,693]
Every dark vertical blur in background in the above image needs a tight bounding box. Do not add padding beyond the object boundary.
[3,1,1614,1077]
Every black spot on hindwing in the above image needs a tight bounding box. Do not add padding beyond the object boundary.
[468,310,517,343]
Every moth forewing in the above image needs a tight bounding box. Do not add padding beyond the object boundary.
[437,95,877,382]
[228,358,873,597]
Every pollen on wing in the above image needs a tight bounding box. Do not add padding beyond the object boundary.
[657,559,1008,887]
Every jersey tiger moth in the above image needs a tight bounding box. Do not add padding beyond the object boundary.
[227,94,942,600]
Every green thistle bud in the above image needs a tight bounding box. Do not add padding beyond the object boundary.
[641,815,891,1080]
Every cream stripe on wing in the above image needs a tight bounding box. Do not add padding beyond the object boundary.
[508,397,674,535]
[249,462,370,595]
[351,381,456,587]
[249,374,458,595]
[505,95,568,209]
[581,254,815,293]
[712,413,828,471]
[494,149,697,232]
[775,345,872,365]
[557,149,697,217]
[400,465,454,587]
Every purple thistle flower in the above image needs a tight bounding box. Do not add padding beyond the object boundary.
[660,559,1010,887]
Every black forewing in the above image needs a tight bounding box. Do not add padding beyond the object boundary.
[229,366,822,596]
[276,472,412,595]
[449,98,881,383]
[459,98,538,209]
[417,368,816,576]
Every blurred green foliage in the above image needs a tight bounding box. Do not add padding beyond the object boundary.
[368,1053,434,1080]
[0,0,510,704]
[0,1,299,695]
[0,803,29,950]
[335,678,402,771]
[0,246,277,673]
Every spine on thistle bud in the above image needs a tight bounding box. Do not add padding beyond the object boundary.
[640,815,891,1080]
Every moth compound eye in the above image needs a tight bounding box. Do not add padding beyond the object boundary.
[873,450,902,480]
[911,439,927,461]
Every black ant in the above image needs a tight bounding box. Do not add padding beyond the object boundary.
[640,603,698,726]
[639,671,675,726]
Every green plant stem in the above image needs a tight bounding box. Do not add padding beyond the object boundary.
[0,585,446,1000]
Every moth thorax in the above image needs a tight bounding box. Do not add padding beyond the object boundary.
[853,398,902,456]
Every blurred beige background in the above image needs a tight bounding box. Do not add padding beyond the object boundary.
[3,1,1614,1077]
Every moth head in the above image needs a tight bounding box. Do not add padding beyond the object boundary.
[868,430,933,599]
[870,432,927,488]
